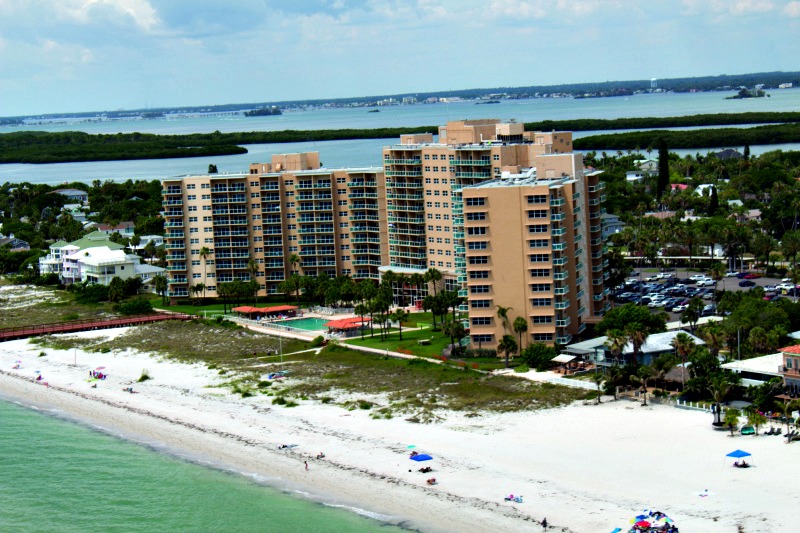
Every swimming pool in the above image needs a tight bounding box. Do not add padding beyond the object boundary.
[272,317,330,331]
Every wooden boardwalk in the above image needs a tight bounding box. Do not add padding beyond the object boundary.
[0,313,195,342]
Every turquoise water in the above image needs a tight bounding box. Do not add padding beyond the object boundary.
[274,317,331,331]
[0,398,406,532]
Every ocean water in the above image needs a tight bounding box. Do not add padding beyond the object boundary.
[1,88,799,185]
[0,398,406,532]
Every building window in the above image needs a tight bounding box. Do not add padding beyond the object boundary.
[529,254,551,262]
[527,195,547,204]
[469,271,489,279]
[530,283,552,292]
[472,317,491,325]
[472,334,493,343]
[532,316,553,324]
[466,212,486,221]
[528,210,548,219]
[466,197,485,206]
[531,298,552,306]
[470,285,490,293]
[468,241,487,250]
[469,256,489,265]
[533,333,554,341]
[529,239,549,248]
[528,224,548,233]
[471,299,491,308]
[467,227,487,235]
[187,184,196,189]
[530,269,551,277]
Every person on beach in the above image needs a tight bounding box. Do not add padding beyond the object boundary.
[542,517,547,529]
[304,460,309,471]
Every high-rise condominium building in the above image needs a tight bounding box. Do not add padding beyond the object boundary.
[162,119,606,348]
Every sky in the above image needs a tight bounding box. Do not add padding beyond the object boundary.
[1,0,799,117]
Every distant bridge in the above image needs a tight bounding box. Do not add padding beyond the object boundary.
[0,313,195,342]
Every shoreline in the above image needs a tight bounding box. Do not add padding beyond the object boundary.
[3,330,800,532]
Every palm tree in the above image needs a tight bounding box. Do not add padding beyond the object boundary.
[591,372,605,404]
[390,308,409,341]
[442,319,466,357]
[698,322,724,359]
[354,303,369,340]
[288,253,300,275]
[709,374,732,425]
[199,246,210,298]
[624,323,647,365]
[670,332,695,390]
[604,329,628,366]
[424,267,442,296]
[724,407,741,437]
[409,272,425,308]
[707,262,725,292]
[513,316,528,351]
[631,365,656,406]
[497,334,518,369]
[247,259,260,304]
[496,305,513,335]
[153,274,168,305]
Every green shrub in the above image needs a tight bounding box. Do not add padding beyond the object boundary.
[358,400,373,410]
[257,381,272,388]
[320,396,333,404]
[514,364,530,373]
[272,397,287,405]
[137,369,151,382]
[116,298,153,316]
[310,335,326,347]
[63,312,80,321]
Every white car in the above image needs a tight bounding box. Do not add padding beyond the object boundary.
[777,283,795,291]
[673,304,689,313]
[726,271,739,277]
[697,279,715,287]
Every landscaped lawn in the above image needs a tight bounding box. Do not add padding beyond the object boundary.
[345,326,449,358]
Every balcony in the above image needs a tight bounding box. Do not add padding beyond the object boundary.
[454,171,492,178]
[385,170,423,177]
[550,198,565,207]
[450,159,490,166]
[552,242,566,251]
[556,317,571,328]
[387,192,423,200]
[551,228,566,237]
[383,158,421,165]
[551,213,565,222]
[162,199,183,206]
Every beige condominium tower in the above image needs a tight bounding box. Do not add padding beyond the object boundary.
[163,119,607,347]
[162,152,387,301]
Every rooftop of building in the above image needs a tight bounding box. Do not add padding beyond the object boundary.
[721,353,783,376]
[466,168,577,190]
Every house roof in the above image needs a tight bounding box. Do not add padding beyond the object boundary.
[779,345,800,354]
[68,231,125,251]
[66,246,130,266]
[722,353,783,376]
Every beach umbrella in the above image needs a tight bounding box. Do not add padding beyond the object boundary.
[410,454,433,462]
[407,445,416,449]
[726,449,751,458]
[96,366,106,370]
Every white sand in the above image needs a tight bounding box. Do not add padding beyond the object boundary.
[2,328,800,532]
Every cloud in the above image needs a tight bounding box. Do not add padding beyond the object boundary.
[785,1,800,16]
[681,0,776,16]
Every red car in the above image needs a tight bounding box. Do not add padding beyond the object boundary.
[743,273,761,279]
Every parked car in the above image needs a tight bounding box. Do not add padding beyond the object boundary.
[743,273,761,279]
[672,304,689,313]
[697,279,715,287]
[764,285,778,292]
[725,271,739,277]
[736,272,750,279]
[739,280,757,287]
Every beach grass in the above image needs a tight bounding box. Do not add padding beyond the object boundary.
[0,286,118,329]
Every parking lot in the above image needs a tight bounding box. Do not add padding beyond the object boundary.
[614,267,797,321]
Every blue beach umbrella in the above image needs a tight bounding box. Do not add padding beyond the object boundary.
[410,454,433,462]
[726,449,751,459]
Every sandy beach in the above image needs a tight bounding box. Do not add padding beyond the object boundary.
[2,328,799,532]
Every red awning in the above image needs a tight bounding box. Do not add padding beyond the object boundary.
[232,305,297,315]
[325,317,371,330]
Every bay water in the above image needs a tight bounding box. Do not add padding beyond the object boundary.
[1,89,799,185]
[0,397,406,532]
